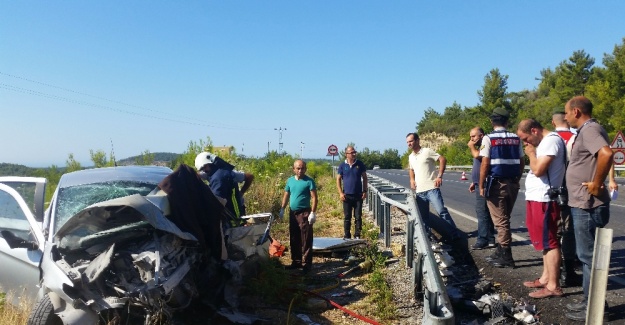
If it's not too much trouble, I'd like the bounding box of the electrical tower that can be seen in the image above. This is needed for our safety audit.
[274,127,286,155]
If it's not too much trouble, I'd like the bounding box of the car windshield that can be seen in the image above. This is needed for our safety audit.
[53,181,158,234]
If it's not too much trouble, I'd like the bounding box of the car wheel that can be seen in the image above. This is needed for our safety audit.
[27,294,63,325]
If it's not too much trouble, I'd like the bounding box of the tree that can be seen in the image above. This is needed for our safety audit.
[65,154,82,173]
[172,137,213,169]
[552,50,595,102]
[379,148,402,169]
[90,149,115,168]
[477,68,509,113]
[587,38,625,133]
[416,108,442,133]
[135,150,155,166]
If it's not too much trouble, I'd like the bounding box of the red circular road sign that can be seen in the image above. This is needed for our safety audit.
[327,144,338,156]
[614,150,625,165]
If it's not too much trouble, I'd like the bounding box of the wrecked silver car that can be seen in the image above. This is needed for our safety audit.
[1,165,271,325]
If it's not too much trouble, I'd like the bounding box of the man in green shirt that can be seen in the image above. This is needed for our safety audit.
[279,159,318,274]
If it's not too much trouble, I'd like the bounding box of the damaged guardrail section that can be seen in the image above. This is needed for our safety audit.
[366,175,454,325]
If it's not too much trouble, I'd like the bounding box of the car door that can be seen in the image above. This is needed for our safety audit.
[0,177,46,302]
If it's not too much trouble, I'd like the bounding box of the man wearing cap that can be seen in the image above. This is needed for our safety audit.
[478,107,524,268]
[195,152,254,225]
[563,96,613,322]
[551,108,582,287]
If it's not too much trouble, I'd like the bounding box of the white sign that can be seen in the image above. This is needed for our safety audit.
[614,150,625,165]
[611,131,625,149]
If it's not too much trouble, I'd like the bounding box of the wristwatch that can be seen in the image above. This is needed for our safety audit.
[437,174,443,179]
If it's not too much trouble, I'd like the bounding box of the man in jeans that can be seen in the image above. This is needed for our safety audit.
[406,132,459,241]
[551,108,583,287]
[468,127,496,250]
[336,146,368,239]
[563,96,613,322]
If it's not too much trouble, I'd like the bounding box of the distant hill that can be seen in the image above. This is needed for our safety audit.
[0,163,38,176]
[1,152,180,177]
[116,152,180,166]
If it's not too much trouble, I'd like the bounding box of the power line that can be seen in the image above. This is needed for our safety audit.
[0,72,269,131]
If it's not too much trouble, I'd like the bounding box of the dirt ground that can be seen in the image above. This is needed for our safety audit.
[189,206,625,325]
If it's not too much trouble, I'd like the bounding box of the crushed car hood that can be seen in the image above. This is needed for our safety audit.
[55,193,197,251]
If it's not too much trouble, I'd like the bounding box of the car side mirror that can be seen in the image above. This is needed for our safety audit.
[1,230,38,251]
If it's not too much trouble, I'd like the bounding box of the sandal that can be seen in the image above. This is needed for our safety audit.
[523,278,545,288]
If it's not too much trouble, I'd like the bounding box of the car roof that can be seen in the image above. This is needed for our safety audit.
[57,165,173,188]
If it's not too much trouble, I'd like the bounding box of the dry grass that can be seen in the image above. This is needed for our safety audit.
[0,290,33,325]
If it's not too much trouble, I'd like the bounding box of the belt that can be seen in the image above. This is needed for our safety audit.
[493,177,518,182]
[293,207,311,214]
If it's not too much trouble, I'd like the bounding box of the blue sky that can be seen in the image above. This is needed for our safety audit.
[2,1,624,167]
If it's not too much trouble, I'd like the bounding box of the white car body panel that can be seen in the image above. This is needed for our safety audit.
[0,178,46,302]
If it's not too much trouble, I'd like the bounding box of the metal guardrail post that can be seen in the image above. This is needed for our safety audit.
[367,174,455,325]
[383,202,390,246]
[378,200,386,235]
[406,218,414,268]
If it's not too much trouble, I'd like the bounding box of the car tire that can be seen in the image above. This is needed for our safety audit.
[27,294,63,325]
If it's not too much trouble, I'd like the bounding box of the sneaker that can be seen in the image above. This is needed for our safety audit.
[471,241,496,250]
[566,300,587,311]
[564,310,586,322]
[565,299,608,312]
[354,236,360,240]
[528,287,563,298]
[523,278,546,288]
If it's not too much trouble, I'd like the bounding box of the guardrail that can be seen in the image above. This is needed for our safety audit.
[447,165,625,171]
[366,174,454,325]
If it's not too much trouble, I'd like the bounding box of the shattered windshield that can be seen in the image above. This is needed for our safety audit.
[54,181,158,234]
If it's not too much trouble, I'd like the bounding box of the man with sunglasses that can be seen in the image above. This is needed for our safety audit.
[336,146,368,239]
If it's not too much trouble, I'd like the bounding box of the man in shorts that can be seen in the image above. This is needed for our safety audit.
[517,119,566,298]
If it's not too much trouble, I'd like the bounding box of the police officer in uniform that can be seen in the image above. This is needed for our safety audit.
[478,107,525,268]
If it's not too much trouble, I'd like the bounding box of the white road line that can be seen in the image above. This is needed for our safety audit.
[446,206,528,242]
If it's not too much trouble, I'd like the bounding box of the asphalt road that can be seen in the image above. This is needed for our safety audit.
[368,169,625,287]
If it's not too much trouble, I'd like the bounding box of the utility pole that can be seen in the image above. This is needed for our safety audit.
[267,142,270,155]
[274,127,286,155]
[300,142,305,158]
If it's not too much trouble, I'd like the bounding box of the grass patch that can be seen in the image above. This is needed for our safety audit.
[0,291,33,325]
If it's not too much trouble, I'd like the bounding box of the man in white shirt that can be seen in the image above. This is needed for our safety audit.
[517,119,566,299]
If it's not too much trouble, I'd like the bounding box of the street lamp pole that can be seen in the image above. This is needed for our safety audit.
[300,142,305,158]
